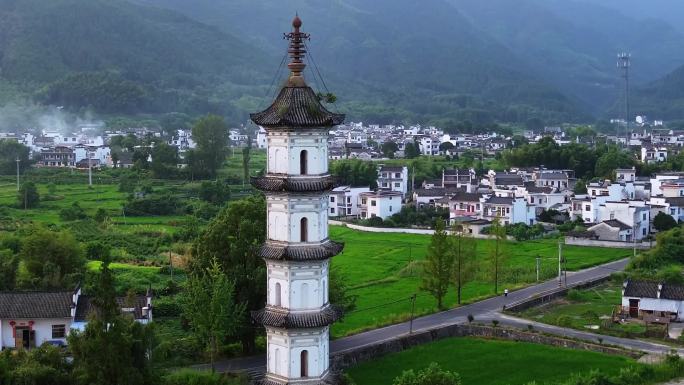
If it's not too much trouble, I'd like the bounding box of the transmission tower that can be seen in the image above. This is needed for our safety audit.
[617,53,631,147]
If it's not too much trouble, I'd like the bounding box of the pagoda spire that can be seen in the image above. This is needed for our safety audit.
[284,14,310,86]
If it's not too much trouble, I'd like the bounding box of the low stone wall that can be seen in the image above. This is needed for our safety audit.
[565,237,653,249]
[331,324,641,372]
[329,221,506,239]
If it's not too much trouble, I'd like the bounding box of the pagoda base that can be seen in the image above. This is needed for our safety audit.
[254,371,337,385]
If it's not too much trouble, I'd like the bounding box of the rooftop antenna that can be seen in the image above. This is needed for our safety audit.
[617,53,631,148]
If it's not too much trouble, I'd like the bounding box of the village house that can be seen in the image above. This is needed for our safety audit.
[443,168,477,192]
[359,190,403,220]
[329,186,371,217]
[40,146,75,168]
[0,287,152,350]
[377,165,409,198]
[586,220,633,242]
[479,195,536,226]
[622,280,684,321]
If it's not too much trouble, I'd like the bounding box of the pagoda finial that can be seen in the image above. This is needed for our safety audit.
[284,14,309,86]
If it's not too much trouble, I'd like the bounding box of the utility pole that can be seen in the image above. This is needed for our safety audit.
[87,150,93,187]
[558,241,563,287]
[536,256,540,282]
[409,294,417,334]
[15,157,20,191]
[618,53,631,147]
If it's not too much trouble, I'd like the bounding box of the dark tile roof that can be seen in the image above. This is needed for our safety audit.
[251,175,335,193]
[602,219,632,231]
[413,188,462,197]
[74,295,150,322]
[0,291,73,319]
[259,241,344,261]
[665,197,684,207]
[624,280,659,298]
[485,196,514,205]
[255,379,331,385]
[450,192,482,202]
[537,173,568,180]
[661,284,684,301]
[252,305,342,328]
[379,166,405,172]
[251,86,345,128]
[444,169,472,176]
[494,175,523,186]
[526,186,554,194]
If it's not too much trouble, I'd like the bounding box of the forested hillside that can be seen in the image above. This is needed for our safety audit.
[0,0,683,124]
[0,0,272,120]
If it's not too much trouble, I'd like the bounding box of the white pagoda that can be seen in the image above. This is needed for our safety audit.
[250,15,344,385]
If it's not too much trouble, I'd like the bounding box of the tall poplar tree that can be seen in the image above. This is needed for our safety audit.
[421,220,453,309]
[452,223,477,305]
[488,217,508,294]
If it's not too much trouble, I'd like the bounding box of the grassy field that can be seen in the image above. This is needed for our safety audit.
[516,282,669,339]
[346,337,637,385]
[329,226,631,336]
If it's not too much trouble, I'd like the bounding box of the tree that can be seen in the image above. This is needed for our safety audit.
[488,218,508,294]
[198,180,231,205]
[18,227,85,290]
[573,179,587,194]
[59,202,88,221]
[17,181,39,209]
[0,249,18,290]
[94,208,108,224]
[381,141,399,158]
[393,363,461,385]
[405,141,421,159]
[330,159,378,188]
[181,259,244,371]
[654,212,678,232]
[594,147,635,179]
[329,264,357,315]
[439,141,455,153]
[0,140,30,175]
[150,142,179,178]
[69,255,154,385]
[242,146,251,186]
[190,115,229,178]
[421,220,453,309]
[452,224,477,305]
[191,195,266,353]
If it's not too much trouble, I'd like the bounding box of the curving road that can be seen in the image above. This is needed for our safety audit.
[200,258,651,374]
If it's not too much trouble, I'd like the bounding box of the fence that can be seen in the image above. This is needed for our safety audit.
[565,237,653,249]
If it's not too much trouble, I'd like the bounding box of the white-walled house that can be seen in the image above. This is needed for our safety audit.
[587,220,633,242]
[479,196,536,226]
[329,186,371,217]
[377,165,409,197]
[622,280,684,321]
[598,201,650,240]
[359,191,403,220]
[0,287,152,350]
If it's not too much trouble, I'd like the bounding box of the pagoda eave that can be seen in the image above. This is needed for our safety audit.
[259,240,344,261]
[252,305,343,329]
[251,175,336,193]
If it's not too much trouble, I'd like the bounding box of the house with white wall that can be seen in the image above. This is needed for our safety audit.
[377,165,409,197]
[359,191,403,220]
[479,195,535,226]
[329,186,371,217]
[0,287,152,350]
[622,280,684,321]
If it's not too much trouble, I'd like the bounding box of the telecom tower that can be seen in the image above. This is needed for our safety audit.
[617,53,631,146]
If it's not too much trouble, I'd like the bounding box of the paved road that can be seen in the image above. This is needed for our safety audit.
[203,258,631,373]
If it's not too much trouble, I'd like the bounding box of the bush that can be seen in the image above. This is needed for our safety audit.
[59,202,88,221]
[123,193,180,216]
[556,315,573,327]
[163,369,247,385]
[393,362,461,385]
[154,297,183,317]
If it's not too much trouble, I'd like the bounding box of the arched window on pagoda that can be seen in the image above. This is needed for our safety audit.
[274,282,282,307]
[300,217,308,242]
[300,350,309,377]
[300,150,308,175]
